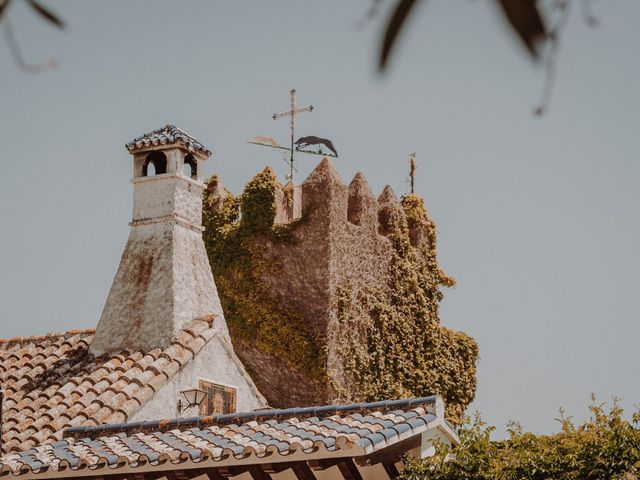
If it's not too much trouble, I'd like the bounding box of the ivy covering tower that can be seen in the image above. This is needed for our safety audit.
[202,158,478,423]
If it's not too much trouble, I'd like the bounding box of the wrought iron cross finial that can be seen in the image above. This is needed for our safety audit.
[272,89,314,181]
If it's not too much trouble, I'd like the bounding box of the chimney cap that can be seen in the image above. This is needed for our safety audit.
[126,124,211,158]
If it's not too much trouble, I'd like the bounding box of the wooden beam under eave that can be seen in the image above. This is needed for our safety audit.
[217,465,273,480]
[381,460,401,479]
[307,458,343,471]
[182,467,243,480]
[131,474,151,480]
[78,469,216,480]
[290,462,317,480]
[247,466,273,480]
[336,460,364,480]
[166,471,197,480]
[263,462,303,475]
[141,469,223,480]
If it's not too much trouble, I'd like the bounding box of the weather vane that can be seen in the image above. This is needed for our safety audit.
[248,89,338,181]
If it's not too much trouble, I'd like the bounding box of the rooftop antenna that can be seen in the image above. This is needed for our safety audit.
[409,152,416,194]
[248,89,338,182]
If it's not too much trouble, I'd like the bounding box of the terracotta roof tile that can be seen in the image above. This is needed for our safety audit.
[173,329,196,348]
[103,411,127,425]
[183,320,210,339]
[147,356,171,376]
[119,382,141,399]
[199,328,216,343]
[185,336,207,355]
[79,403,102,420]
[132,353,156,371]
[117,398,142,417]
[0,318,221,454]
[160,359,181,379]
[135,386,155,405]
[87,379,111,396]
[147,373,169,392]
[92,407,115,424]
[107,379,129,396]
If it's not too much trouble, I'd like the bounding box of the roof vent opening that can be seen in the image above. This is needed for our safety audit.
[143,151,167,177]
[183,154,197,180]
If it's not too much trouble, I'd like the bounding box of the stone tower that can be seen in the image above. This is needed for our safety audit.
[203,159,478,421]
[90,125,225,356]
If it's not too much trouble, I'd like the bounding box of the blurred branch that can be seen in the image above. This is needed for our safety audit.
[2,18,56,72]
[0,0,10,21]
[1,0,63,73]
[379,0,419,71]
[25,0,64,29]
[535,0,573,115]
[374,0,601,115]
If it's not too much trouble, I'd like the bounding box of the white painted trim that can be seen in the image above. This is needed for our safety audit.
[131,172,205,189]
[129,214,205,232]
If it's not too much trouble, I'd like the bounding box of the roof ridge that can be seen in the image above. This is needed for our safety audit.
[0,328,95,346]
[66,396,440,440]
[0,315,215,349]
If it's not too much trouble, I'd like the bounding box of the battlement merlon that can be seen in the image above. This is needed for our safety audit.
[207,157,436,250]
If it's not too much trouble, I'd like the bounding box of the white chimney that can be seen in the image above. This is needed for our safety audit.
[90,125,224,355]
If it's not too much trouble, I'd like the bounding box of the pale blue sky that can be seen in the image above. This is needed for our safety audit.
[0,1,638,436]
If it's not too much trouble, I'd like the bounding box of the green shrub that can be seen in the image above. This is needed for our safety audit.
[403,398,640,480]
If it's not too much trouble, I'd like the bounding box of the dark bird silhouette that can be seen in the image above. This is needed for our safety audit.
[295,136,338,156]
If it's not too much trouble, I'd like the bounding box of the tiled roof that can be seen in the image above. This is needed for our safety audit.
[125,124,212,157]
[0,316,218,455]
[0,397,454,478]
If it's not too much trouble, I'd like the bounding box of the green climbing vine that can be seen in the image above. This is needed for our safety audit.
[202,170,326,381]
[203,171,477,421]
[334,194,478,424]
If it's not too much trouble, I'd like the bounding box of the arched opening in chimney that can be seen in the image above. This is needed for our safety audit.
[183,154,197,179]
[143,151,167,176]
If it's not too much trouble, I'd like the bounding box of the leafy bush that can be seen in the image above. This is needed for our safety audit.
[403,398,640,480]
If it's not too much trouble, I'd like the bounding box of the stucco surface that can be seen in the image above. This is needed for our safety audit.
[132,174,203,225]
[91,222,177,355]
[92,157,224,359]
[131,319,265,421]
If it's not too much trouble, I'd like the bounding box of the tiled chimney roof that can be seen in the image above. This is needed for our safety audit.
[125,124,211,157]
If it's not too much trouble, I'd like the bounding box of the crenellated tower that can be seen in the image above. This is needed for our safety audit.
[203,158,478,422]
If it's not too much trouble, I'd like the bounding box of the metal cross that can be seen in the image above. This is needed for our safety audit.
[272,89,314,180]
